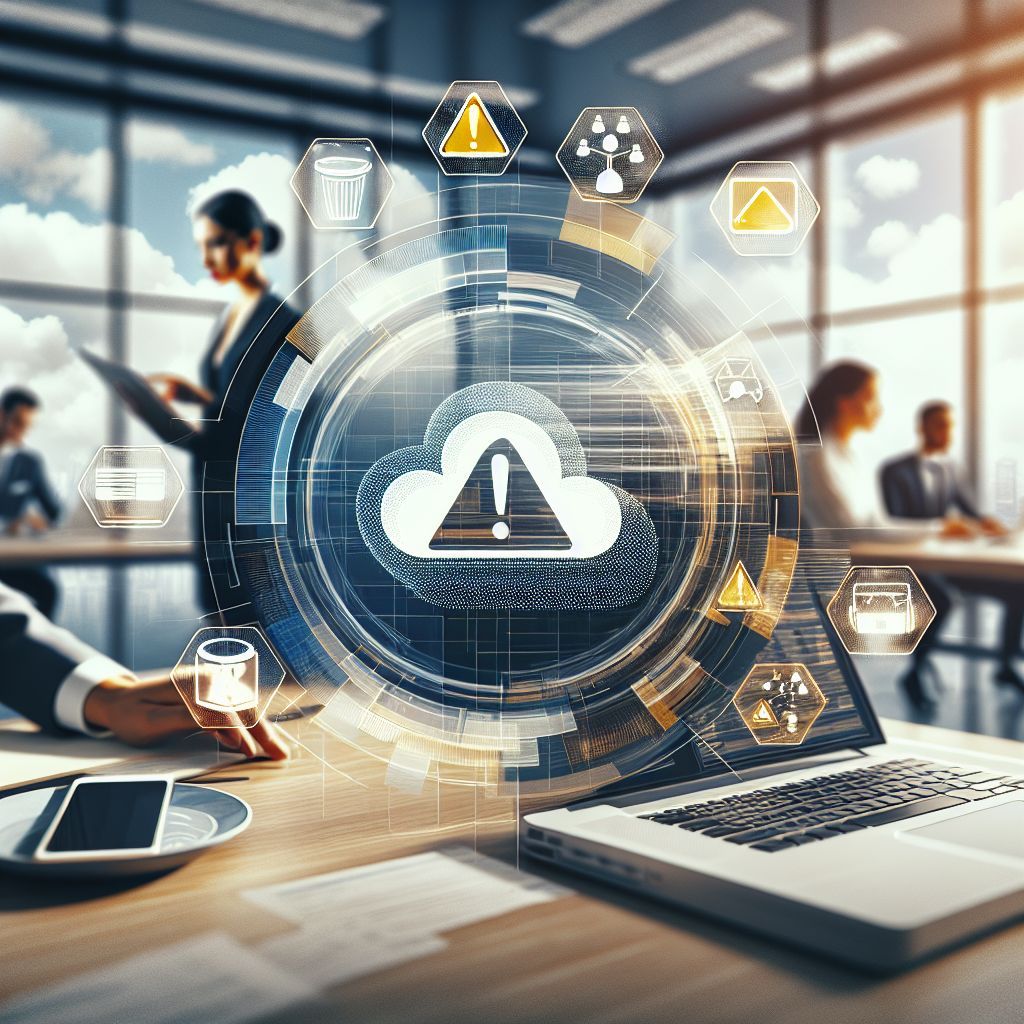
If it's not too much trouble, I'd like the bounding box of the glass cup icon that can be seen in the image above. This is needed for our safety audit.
[194,637,259,713]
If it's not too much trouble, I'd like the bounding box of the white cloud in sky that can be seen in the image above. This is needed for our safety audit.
[832,195,863,229]
[0,305,105,493]
[127,122,216,166]
[0,103,217,213]
[0,203,194,293]
[855,154,921,200]
[187,151,295,239]
[865,219,913,259]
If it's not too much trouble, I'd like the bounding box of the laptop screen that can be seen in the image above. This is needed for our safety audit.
[592,574,885,800]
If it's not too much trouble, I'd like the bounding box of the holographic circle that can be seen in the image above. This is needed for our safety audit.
[210,184,800,798]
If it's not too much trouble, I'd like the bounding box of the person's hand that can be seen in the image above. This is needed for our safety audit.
[82,674,290,760]
[20,510,49,534]
[978,515,1008,537]
[147,373,213,406]
[940,517,976,540]
[3,511,49,537]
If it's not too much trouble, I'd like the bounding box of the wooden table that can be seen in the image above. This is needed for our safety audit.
[850,536,1024,585]
[2,718,1023,1024]
[0,536,195,569]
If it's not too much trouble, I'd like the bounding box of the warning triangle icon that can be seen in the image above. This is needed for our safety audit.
[751,698,779,727]
[717,560,764,611]
[732,185,794,233]
[439,93,510,158]
[429,439,571,551]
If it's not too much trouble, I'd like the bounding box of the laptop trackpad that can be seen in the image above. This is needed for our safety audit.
[903,800,1024,861]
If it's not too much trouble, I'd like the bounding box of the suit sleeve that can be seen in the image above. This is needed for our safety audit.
[0,582,109,732]
[951,473,980,520]
[30,453,62,523]
[880,463,902,516]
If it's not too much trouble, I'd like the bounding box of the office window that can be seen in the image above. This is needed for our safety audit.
[826,311,966,473]
[827,111,964,312]
[0,299,111,511]
[981,303,1024,514]
[982,89,1024,289]
[0,95,110,288]
[126,116,299,297]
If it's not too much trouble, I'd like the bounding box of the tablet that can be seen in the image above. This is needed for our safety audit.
[78,347,195,444]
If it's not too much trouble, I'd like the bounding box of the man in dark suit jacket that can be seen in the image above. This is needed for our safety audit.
[881,401,1023,704]
[0,578,288,757]
[0,387,62,617]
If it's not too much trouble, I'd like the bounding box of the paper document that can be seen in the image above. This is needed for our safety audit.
[244,847,569,934]
[258,927,447,989]
[0,932,314,1024]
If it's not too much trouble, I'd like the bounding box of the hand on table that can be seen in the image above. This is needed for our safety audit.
[978,515,1009,538]
[940,517,976,540]
[82,674,290,760]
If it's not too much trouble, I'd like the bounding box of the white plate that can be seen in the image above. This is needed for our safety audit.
[0,783,251,879]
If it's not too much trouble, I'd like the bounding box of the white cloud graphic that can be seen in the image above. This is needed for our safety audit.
[380,411,622,559]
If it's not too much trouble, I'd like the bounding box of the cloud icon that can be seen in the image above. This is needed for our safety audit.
[356,382,658,609]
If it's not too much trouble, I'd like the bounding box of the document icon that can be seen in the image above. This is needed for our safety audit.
[95,467,166,503]
[81,446,183,529]
[730,178,797,234]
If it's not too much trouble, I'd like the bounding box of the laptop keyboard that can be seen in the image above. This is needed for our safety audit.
[638,758,1024,852]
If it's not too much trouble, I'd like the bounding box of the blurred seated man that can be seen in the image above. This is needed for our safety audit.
[0,579,288,758]
[881,400,1023,698]
[0,387,62,617]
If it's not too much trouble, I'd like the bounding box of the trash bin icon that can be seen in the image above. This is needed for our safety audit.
[314,155,372,221]
[194,637,259,712]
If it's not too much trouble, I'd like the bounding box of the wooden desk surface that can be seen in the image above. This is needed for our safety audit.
[0,536,195,568]
[850,536,1024,585]
[2,718,1023,1024]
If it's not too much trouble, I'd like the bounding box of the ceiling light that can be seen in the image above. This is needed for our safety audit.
[750,28,905,92]
[193,0,386,41]
[522,0,675,49]
[628,9,792,84]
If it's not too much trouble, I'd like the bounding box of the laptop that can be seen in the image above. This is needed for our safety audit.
[521,586,1024,972]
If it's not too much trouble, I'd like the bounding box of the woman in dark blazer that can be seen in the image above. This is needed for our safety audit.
[149,191,300,615]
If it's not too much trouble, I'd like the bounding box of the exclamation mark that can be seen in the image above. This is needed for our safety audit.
[491,453,509,540]
[468,101,480,150]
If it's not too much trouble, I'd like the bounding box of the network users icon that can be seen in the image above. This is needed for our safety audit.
[356,382,658,609]
[556,106,663,204]
[733,663,827,745]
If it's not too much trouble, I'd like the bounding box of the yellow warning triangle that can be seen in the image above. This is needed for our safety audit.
[440,93,510,158]
[751,698,778,727]
[732,186,794,233]
[717,560,764,611]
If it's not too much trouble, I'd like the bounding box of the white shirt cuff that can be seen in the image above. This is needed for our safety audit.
[54,656,133,735]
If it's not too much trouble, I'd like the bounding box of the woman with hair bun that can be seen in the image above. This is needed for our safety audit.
[148,189,293,416]
[147,189,299,615]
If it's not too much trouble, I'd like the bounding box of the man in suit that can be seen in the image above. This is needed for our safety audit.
[0,387,62,617]
[881,401,1023,704]
[0,578,288,756]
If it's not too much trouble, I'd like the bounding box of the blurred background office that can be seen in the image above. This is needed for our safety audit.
[0,0,1022,736]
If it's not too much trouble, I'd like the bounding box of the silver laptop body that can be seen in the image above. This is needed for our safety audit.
[522,611,1024,971]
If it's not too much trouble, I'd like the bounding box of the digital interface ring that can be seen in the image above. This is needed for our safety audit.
[209,184,800,798]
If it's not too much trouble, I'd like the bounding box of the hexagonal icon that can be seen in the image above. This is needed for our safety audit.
[556,107,663,205]
[291,138,394,230]
[422,80,527,176]
[78,446,183,529]
[710,160,819,256]
[171,627,285,731]
[826,565,936,657]
[733,663,827,746]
